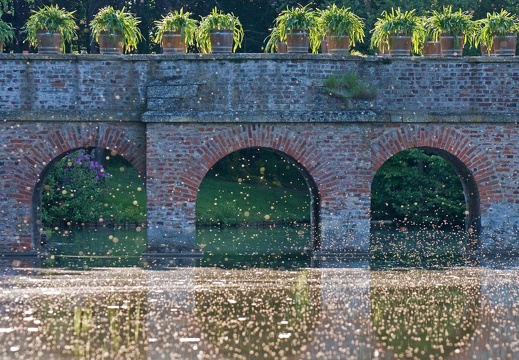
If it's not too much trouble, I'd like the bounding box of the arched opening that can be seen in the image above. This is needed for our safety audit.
[196,147,320,268]
[33,147,147,267]
[370,147,480,268]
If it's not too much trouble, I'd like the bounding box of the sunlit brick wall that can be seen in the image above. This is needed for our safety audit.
[2,54,519,253]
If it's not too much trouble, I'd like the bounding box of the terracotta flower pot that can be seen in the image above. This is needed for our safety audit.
[388,34,411,56]
[491,34,517,56]
[161,31,186,54]
[98,31,124,54]
[210,30,233,53]
[36,30,62,54]
[321,36,328,53]
[440,33,464,56]
[423,41,441,56]
[327,35,350,55]
[286,30,309,53]
[276,41,287,53]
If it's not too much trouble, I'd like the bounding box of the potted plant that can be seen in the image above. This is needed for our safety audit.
[197,7,244,54]
[153,8,198,54]
[23,5,76,54]
[419,16,441,56]
[431,6,475,56]
[318,4,365,55]
[264,27,287,53]
[0,19,14,52]
[476,9,519,56]
[90,6,142,54]
[370,8,423,56]
[274,4,320,53]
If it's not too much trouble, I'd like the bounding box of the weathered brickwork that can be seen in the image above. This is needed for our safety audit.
[146,123,372,251]
[0,121,146,252]
[2,53,519,255]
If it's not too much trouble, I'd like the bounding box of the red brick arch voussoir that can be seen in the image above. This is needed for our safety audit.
[17,124,146,207]
[370,125,499,204]
[177,124,332,202]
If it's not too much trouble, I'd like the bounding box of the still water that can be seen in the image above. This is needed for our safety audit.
[1,228,517,359]
[0,266,518,359]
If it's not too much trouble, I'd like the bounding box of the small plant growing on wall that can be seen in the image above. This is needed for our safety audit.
[323,71,377,104]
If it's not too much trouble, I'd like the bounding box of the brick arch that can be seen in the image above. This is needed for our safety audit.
[22,124,145,197]
[178,124,334,203]
[22,123,146,248]
[176,124,332,250]
[370,125,494,243]
[371,125,496,204]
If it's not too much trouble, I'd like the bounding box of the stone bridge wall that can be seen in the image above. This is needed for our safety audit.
[1,54,519,254]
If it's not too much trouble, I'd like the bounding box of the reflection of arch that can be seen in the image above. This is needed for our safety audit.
[370,269,481,359]
[28,124,146,248]
[371,126,487,250]
[187,125,327,251]
[194,269,321,359]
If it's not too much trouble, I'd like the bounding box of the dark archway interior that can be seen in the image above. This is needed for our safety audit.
[196,147,321,257]
[419,146,481,252]
[370,147,481,265]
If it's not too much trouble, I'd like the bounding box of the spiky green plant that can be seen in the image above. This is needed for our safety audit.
[264,26,283,53]
[24,4,77,52]
[475,9,519,51]
[274,3,320,53]
[413,16,441,55]
[318,4,365,46]
[197,7,244,53]
[90,6,143,53]
[0,19,14,43]
[370,8,424,54]
[431,6,475,47]
[153,8,198,46]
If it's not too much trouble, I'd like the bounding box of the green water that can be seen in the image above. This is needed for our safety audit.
[44,228,147,268]
[1,266,517,359]
[44,226,471,269]
[196,225,312,268]
[370,228,473,269]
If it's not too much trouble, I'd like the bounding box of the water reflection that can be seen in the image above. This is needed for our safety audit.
[194,270,320,359]
[370,270,480,359]
[197,225,312,269]
[370,229,472,269]
[44,228,147,268]
[1,267,519,358]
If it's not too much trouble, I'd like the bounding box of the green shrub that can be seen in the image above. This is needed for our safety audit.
[42,150,109,227]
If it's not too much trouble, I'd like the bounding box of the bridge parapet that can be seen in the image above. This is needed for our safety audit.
[1,53,519,123]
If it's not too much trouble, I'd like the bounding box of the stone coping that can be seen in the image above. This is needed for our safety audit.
[1,52,519,64]
[2,110,518,124]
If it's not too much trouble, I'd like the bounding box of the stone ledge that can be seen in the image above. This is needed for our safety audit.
[142,110,519,124]
[2,52,519,64]
[313,250,370,259]
[0,110,143,122]
[142,110,380,123]
[3,110,517,124]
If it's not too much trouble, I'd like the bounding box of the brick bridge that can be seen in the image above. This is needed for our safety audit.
[1,53,519,257]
